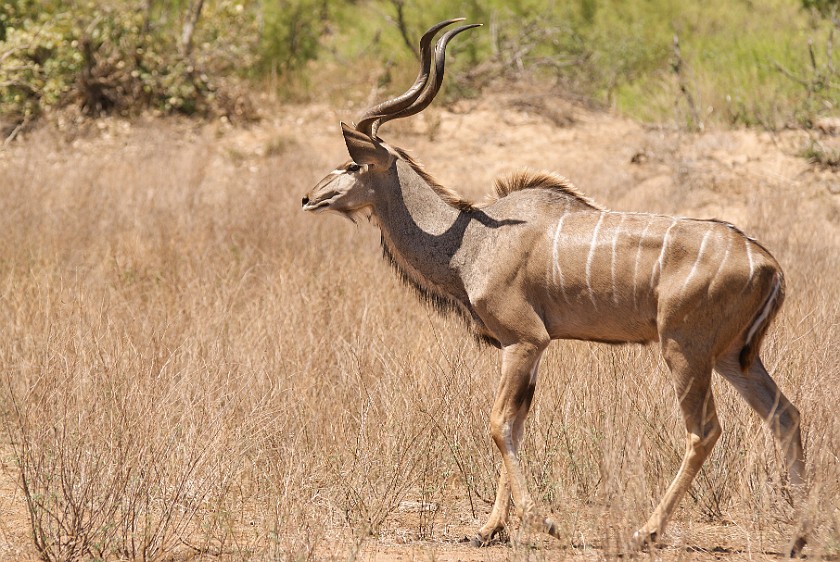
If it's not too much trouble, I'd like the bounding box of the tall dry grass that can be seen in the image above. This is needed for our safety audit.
[0,113,838,561]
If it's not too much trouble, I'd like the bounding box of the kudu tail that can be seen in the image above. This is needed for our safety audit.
[739,271,785,371]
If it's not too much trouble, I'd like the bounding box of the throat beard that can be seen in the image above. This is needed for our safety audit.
[335,206,374,225]
[377,232,500,349]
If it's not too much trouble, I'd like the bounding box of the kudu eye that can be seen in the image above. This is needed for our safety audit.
[347,163,361,172]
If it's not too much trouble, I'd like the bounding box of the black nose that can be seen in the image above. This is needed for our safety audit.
[301,196,309,207]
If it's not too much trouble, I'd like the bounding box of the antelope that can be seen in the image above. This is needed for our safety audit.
[301,19,807,555]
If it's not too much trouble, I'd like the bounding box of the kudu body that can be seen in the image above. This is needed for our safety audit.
[302,20,807,554]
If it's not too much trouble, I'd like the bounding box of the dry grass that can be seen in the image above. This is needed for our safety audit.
[0,101,838,561]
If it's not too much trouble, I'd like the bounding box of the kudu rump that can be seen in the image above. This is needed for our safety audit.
[302,19,807,554]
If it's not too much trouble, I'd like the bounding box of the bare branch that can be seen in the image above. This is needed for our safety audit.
[0,79,37,93]
[0,46,24,64]
[672,34,702,131]
[773,59,811,87]
[142,0,153,33]
[388,0,418,60]
[0,24,47,64]
[827,6,836,74]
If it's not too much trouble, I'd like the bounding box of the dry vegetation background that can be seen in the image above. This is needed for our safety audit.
[0,91,839,561]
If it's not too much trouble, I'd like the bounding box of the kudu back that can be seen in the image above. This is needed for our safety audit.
[302,19,807,556]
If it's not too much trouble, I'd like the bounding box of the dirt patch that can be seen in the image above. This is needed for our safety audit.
[0,449,37,562]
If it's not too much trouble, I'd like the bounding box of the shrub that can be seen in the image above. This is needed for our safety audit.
[0,0,260,132]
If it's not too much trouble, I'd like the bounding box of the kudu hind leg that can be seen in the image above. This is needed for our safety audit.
[634,344,721,546]
[715,353,807,555]
[715,354,805,487]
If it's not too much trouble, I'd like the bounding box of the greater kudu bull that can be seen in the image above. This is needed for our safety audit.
[302,19,807,555]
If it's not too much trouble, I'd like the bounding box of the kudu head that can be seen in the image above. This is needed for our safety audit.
[301,18,480,221]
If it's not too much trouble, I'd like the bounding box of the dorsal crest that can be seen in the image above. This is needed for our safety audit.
[491,170,602,209]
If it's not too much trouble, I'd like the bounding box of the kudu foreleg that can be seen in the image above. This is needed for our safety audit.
[474,351,540,545]
[481,341,562,542]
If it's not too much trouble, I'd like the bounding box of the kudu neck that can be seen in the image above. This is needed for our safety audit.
[370,158,475,306]
[373,159,463,232]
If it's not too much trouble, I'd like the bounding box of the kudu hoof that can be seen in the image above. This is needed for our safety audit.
[789,535,807,558]
[465,528,507,547]
[630,529,658,550]
[543,516,563,539]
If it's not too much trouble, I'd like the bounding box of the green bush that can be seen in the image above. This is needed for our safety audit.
[0,0,261,128]
[314,0,840,129]
[257,0,326,78]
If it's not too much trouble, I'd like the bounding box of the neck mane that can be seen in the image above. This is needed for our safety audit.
[391,149,602,212]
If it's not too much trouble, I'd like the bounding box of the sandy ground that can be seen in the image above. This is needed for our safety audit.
[0,447,37,561]
[1,90,838,561]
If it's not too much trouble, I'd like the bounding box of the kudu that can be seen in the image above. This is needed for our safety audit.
[302,19,807,555]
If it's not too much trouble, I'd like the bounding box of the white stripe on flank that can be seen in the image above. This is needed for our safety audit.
[552,216,569,302]
[681,227,713,294]
[633,218,654,309]
[651,219,677,282]
[712,235,732,285]
[611,214,625,304]
[745,275,781,344]
[586,212,606,309]
[745,240,755,281]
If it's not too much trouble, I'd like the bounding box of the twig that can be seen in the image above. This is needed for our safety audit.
[0,46,24,65]
[827,7,836,74]
[0,24,47,64]
[4,121,25,145]
[177,536,226,556]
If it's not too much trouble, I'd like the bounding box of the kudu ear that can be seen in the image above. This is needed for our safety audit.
[341,122,391,168]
